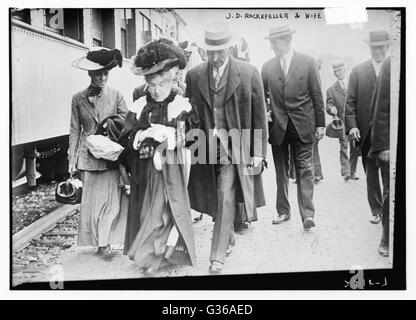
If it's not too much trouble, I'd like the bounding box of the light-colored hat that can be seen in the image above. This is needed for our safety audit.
[196,21,240,51]
[71,47,123,71]
[332,60,345,71]
[265,25,296,40]
[364,30,390,46]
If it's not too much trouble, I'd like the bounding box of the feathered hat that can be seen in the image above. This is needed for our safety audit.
[130,38,186,76]
[72,47,123,71]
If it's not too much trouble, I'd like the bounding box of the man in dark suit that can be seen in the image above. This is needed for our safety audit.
[369,57,391,257]
[186,22,268,273]
[345,30,390,224]
[326,60,360,181]
[261,25,325,230]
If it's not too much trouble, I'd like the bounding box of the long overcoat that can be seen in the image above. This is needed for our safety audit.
[185,56,268,220]
[345,59,377,145]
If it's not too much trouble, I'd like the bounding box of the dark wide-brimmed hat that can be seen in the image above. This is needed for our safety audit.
[130,38,186,76]
[364,30,390,46]
[332,59,346,71]
[71,47,123,71]
[326,116,345,139]
[265,25,296,40]
[196,21,240,51]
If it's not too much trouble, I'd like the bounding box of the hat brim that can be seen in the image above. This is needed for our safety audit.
[364,39,390,46]
[71,56,108,71]
[332,66,345,71]
[265,30,296,40]
[195,33,240,51]
[130,57,179,76]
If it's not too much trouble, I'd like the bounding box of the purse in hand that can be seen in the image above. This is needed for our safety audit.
[55,174,83,205]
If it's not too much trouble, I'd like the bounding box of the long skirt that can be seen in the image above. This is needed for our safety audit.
[77,169,127,247]
[127,165,192,270]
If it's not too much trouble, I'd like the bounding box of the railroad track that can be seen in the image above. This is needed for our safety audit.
[12,204,81,286]
[13,204,80,253]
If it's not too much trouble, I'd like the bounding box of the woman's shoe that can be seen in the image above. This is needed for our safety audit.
[209,260,223,274]
[102,244,114,260]
[95,247,104,256]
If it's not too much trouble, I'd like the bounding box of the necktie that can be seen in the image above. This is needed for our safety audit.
[280,58,287,79]
[213,67,221,88]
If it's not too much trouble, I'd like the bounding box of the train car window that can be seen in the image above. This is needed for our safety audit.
[141,13,152,44]
[63,9,84,43]
[154,24,162,39]
[119,9,136,58]
[44,9,64,35]
[92,9,115,49]
[10,8,31,24]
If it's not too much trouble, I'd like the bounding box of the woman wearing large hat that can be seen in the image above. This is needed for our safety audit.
[69,47,128,257]
[118,39,199,273]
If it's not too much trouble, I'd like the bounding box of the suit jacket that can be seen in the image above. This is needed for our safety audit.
[185,56,267,218]
[370,57,391,155]
[345,59,377,144]
[326,80,347,118]
[69,85,127,171]
[261,51,325,145]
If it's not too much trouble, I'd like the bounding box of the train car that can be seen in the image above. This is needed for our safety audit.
[11,8,194,186]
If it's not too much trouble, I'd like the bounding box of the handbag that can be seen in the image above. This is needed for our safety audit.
[325,115,345,139]
[55,174,83,205]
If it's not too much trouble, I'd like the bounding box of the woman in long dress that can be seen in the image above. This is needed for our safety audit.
[118,40,198,273]
[69,48,128,257]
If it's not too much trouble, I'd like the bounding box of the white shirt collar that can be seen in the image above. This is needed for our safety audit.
[372,59,383,76]
[280,48,294,74]
[213,56,229,77]
[281,48,294,64]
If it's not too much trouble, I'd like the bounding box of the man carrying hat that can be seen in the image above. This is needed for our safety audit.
[261,25,325,230]
[186,21,268,274]
[345,30,390,225]
[326,60,360,182]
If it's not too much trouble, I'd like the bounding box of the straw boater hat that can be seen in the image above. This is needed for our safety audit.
[71,47,123,71]
[364,30,390,46]
[265,25,296,40]
[332,60,346,71]
[130,38,186,76]
[196,21,240,51]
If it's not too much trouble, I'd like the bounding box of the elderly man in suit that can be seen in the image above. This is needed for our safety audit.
[369,56,391,256]
[186,21,267,274]
[261,26,325,230]
[345,30,390,224]
[326,60,360,181]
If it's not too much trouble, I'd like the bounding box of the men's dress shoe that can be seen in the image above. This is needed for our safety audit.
[350,173,359,180]
[378,245,389,257]
[303,217,315,230]
[370,215,382,224]
[272,214,290,224]
[209,261,223,274]
[344,175,351,182]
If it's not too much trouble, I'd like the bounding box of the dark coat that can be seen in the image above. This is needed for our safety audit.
[326,81,347,118]
[370,57,391,155]
[261,51,325,145]
[185,57,267,219]
[118,90,199,266]
[345,59,377,144]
